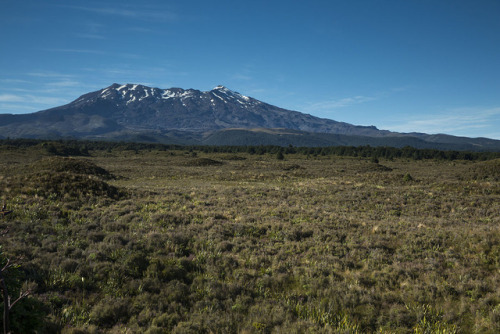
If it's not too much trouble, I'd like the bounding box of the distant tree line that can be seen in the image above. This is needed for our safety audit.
[197,144,500,161]
[1,139,500,161]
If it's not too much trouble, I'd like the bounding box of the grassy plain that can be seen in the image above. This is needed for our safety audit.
[0,145,499,333]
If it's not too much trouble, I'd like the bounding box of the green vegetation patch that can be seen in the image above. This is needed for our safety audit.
[184,157,224,166]
[30,157,115,180]
[1,157,122,201]
[23,171,122,200]
[465,158,500,181]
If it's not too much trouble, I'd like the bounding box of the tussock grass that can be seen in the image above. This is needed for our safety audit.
[465,158,500,181]
[1,147,499,333]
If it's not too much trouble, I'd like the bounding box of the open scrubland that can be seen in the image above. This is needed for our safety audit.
[0,143,499,333]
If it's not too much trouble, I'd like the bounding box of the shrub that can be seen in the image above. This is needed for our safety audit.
[184,158,223,166]
[403,173,414,182]
[89,298,130,328]
[30,157,114,179]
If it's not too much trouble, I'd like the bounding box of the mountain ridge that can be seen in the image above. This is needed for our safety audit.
[1,83,499,151]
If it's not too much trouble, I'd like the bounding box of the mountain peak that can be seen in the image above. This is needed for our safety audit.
[1,82,500,150]
[210,85,252,102]
[212,85,234,94]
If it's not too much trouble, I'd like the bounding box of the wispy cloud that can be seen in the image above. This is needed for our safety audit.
[27,71,75,79]
[127,27,151,33]
[301,87,410,116]
[63,5,177,22]
[232,73,252,81]
[0,93,70,114]
[0,94,24,103]
[118,26,172,38]
[0,93,68,106]
[76,33,105,40]
[384,107,500,138]
[42,48,142,60]
[303,95,378,113]
[44,48,108,55]
[0,79,31,84]
[0,72,88,114]
[47,80,82,88]
[0,103,38,113]
[75,22,106,40]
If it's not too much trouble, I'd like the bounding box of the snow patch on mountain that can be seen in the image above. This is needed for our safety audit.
[161,90,175,99]
[95,84,257,107]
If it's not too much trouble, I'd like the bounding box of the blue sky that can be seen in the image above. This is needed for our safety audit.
[1,0,499,139]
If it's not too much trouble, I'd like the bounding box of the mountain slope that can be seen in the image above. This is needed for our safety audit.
[0,83,387,136]
[1,83,499,151]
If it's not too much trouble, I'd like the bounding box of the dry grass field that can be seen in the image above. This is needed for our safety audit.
[0,143,499,333]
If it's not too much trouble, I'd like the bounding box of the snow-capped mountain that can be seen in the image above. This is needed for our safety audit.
[45,83,382,135]
[1,83,500,151]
